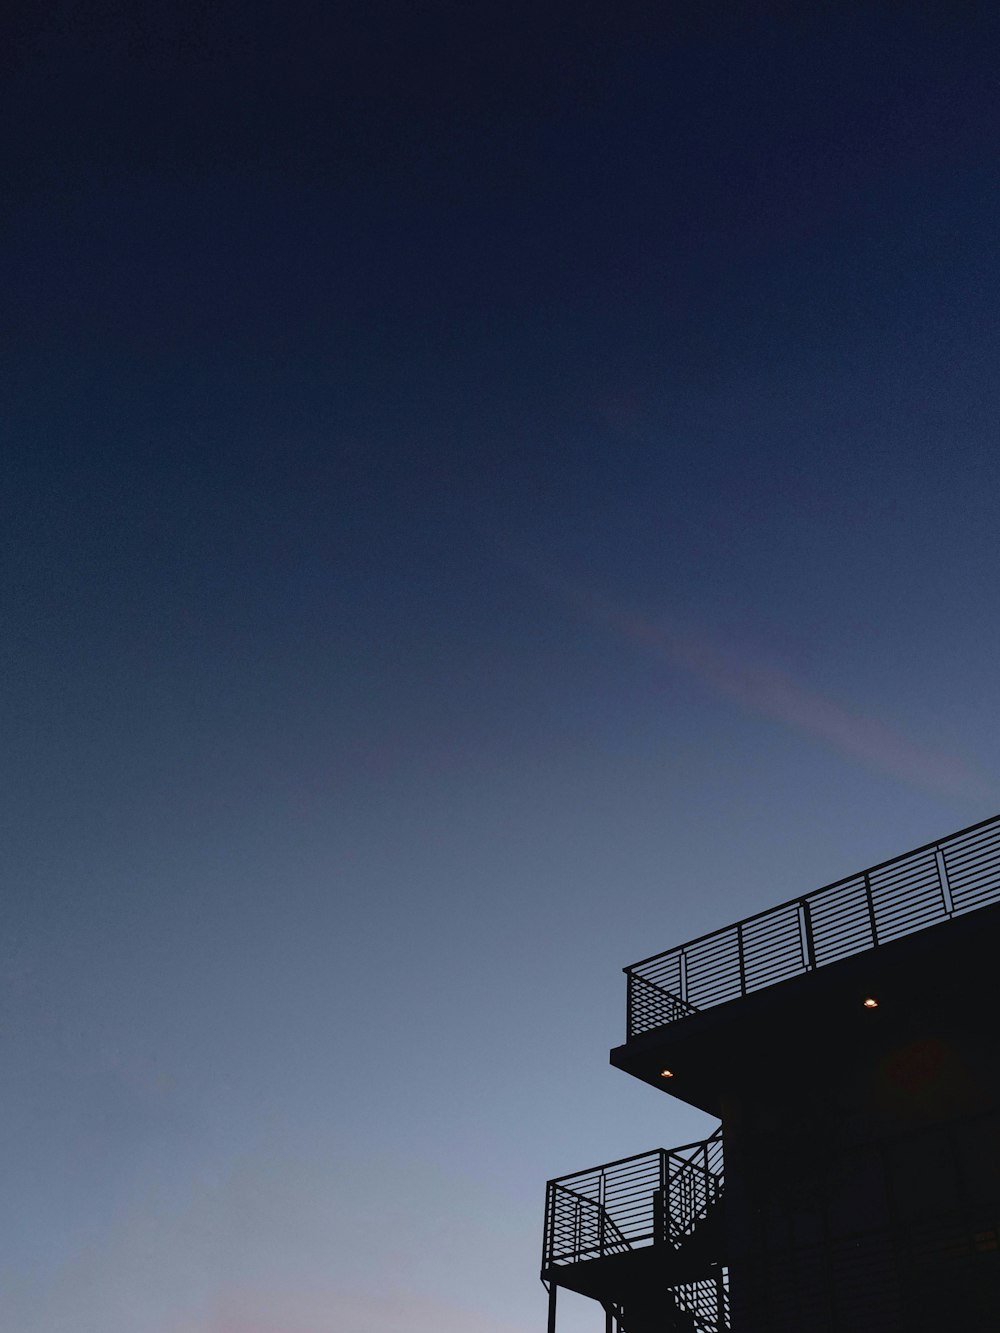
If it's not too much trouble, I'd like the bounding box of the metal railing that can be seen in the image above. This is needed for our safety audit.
[543,1128,724,1271]
[625,812,1000,1039]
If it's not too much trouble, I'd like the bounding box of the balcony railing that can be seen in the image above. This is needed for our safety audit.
[543,1128,724,1271]
[626,812,1000,1039]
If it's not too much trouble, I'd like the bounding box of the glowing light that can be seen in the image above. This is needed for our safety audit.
[863,997,879,1009]
[660,1068,675,1078]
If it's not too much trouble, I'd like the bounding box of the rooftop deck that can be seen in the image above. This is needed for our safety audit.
[625,812,1000,1041]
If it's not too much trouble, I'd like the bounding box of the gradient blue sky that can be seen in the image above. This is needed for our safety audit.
[4,6,1000,1330]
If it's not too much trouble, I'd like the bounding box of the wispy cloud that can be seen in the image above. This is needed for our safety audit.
[509,553,992,803]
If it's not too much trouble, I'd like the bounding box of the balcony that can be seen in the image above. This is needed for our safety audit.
[542,1129,728,1331]
[624,813,1000,1043]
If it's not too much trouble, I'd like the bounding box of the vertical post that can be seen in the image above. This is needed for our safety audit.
[625,970,633,1039]
[935,846,954,916]
[547,1281,557,1333]
[714,1267,726,1326]
[654,1149,667,1243]
[605,1305,613,1333]
[801,898,816,971]
[703,1140,710,1209]
[542,1184,551,1277]
[653,1187,665,1245]
[736,923,747,996]
[863,871,879,948]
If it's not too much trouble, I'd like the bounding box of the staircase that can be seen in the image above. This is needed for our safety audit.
[543,1129,728,1333]
[604,1285,725,1333]
[603,1293,696,1332]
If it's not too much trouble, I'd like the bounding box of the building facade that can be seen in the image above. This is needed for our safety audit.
[541,814,1000,1332]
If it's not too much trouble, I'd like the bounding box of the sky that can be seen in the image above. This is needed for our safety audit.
[4,4,1000,1330]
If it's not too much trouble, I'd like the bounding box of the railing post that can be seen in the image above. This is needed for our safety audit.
[863,871,879,947]
[714,1267,727,1324]
[703,1141,710,1208]
[736,923,747,996]
[652,1188,664,1244]
[657,1149,668,1243]
[625,970,633,1039]
[935,846,954,916]
[801,898,817,970]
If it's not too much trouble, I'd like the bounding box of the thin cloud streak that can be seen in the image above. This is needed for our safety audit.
[508,552,993,803]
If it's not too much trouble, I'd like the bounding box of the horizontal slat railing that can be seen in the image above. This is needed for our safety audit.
[543,1129,724,1272]
[625,813,1000,1039]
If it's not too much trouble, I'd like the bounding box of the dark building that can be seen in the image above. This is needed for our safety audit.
[541,814,1000,1332]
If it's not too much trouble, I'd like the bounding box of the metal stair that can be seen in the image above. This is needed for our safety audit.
[605,1292,705,1332]
[542,1129,728,1333]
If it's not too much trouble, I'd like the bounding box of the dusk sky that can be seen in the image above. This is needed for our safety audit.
[4,6,1000,1331]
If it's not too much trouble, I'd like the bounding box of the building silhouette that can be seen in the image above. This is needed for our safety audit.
[541,814,1000,1332]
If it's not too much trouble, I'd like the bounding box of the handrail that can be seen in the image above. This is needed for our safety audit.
[549,1129,723,1188]
[625,812,1000,1038]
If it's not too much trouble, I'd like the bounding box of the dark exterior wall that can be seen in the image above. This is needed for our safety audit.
[722,985,1000,1331]
[603,894,1000,1332]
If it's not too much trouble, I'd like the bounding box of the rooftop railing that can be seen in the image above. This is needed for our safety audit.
[626,812,1000,1039]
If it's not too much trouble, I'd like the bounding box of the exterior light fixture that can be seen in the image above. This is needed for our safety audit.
[863,997,879,1009]
[660,1068,675,1079]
